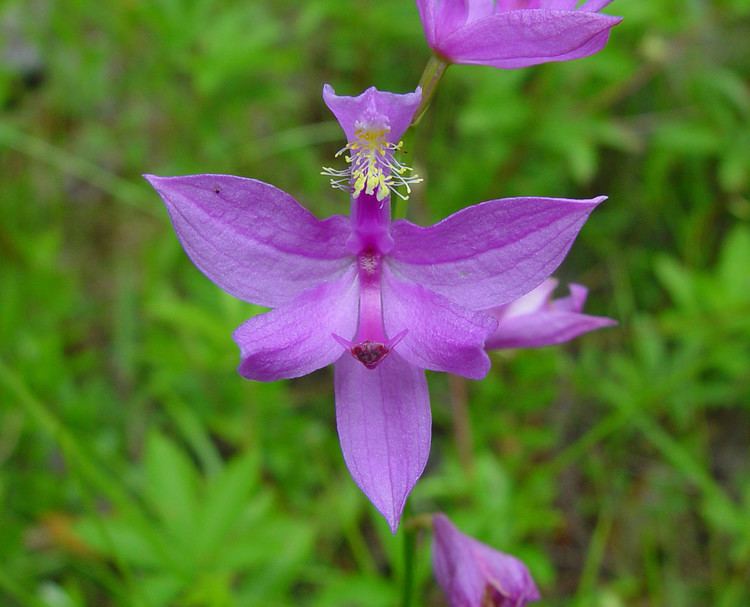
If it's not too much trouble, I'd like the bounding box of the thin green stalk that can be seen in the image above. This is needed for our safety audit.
[393,56,449,220]
[401,501,417,607]
[411,56,450,127]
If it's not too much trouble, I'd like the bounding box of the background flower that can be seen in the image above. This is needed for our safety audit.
[486,278,616,349]
[432,513,541,607]
[416,0,622,68]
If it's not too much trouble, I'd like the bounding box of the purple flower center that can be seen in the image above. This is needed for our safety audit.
[332,247,407,371]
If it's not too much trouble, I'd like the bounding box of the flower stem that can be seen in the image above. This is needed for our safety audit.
[411,55,450,127]
[401,500,417,607]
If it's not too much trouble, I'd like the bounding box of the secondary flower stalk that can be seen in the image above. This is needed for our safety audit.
[146,85,605,532]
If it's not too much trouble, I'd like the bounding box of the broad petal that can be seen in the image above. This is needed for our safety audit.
[334,352,430,533]
[390,196,605,310]
[233,268,358,381]
[382,267,496,380]
[438,10,622,68]
[146,174,353,308]
[322,84,421,144]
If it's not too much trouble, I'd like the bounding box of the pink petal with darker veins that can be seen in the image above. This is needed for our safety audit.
[334,352,430,533]
[233,268,358,381]
[145,174,353,308]
[438,9,622,69]
[390,196,606,311]
[381,267,496,380]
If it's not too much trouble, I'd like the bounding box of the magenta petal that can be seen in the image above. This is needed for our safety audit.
[233,268,358,381]
[322,84,421,144]
[438,10,622,69]
[334,352,430,533]
[434,0,469,41]
[390,196,605,310]
[432,514,541,607]
[382,267,496,380]
[415,0,437,46]
[145,174,353,307]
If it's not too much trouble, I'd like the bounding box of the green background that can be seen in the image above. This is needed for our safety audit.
[1,0,749,605]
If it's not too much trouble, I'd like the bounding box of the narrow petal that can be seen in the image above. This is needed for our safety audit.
[390,196,606,310]
[145,174,353,308]
[486,309,616,349]
[438,10,622,68]
[334,353,430,533]
[322,84,421,143]
[233,268,358,381]
[382,267,496,380]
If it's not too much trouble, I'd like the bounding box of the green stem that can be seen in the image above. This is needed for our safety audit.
[401,508,417,607]
[411,56,450,128]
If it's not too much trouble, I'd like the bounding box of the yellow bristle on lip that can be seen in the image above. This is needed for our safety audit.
[321,122,422,201]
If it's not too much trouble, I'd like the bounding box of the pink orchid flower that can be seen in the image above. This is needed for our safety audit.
[145,85,604,531]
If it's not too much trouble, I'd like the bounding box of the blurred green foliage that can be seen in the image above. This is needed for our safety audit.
[1,0,749,605]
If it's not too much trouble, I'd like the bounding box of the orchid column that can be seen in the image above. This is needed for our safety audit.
[323,85,435,535]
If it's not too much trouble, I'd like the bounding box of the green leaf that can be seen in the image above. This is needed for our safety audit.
[144,431,199,541]
[193,449,260,561]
